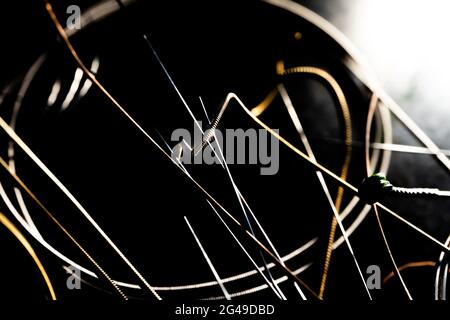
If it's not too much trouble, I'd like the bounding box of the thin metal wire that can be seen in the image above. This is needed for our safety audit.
[184,216,231,300]
[41,0,450,300]
[0,211,57,300]
[0,154,128,300]
[280,63,354,298]
[365,94,412,299]
[251,65,354,299]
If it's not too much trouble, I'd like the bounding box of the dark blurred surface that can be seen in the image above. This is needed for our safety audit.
[0,0,448,302]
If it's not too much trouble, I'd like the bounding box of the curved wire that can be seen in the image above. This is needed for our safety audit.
[0,211,56,300]
[252,61,354,298]
[365,94,412,299]
[435,234,450,300]
[383,261,436,284]
[0,155,128,300]
[43,0,320,299]
[41,0,450,300]
[281,63,353,298]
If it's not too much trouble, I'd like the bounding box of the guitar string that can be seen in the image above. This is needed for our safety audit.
[199,97,211,125]
[200,128,290,299]
[202,97,386,301]
[205,92,450,254]
[148,16,313,287]
[251,74,353,298]
[311,138,450,157]
[266,0,450,173]
[0,112,152,299]
[202,90,448,299]
[15,1,320,300]
[8,55,444,302]
[160,108,284,298]
[365,93,412,299]
[204,262,312,301]
[5,1,161,301]
[0,211,56,300]
[71,0,306,300]
[184,216,232,300]
[435,233,450,299]
[252,86,390,254]
[246,65,368,298]
[84,0,450,298]
[0,0,436,298]
[8,54,46,235]
[158,66,351,297]
[0,67,312,298]
[142,21,288,298]
[276,62,354,298]
[187,120,289,298]
[383,261,436,284]
[41,0,450,298]
[205,200,285,299]
[0,155,128,300]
